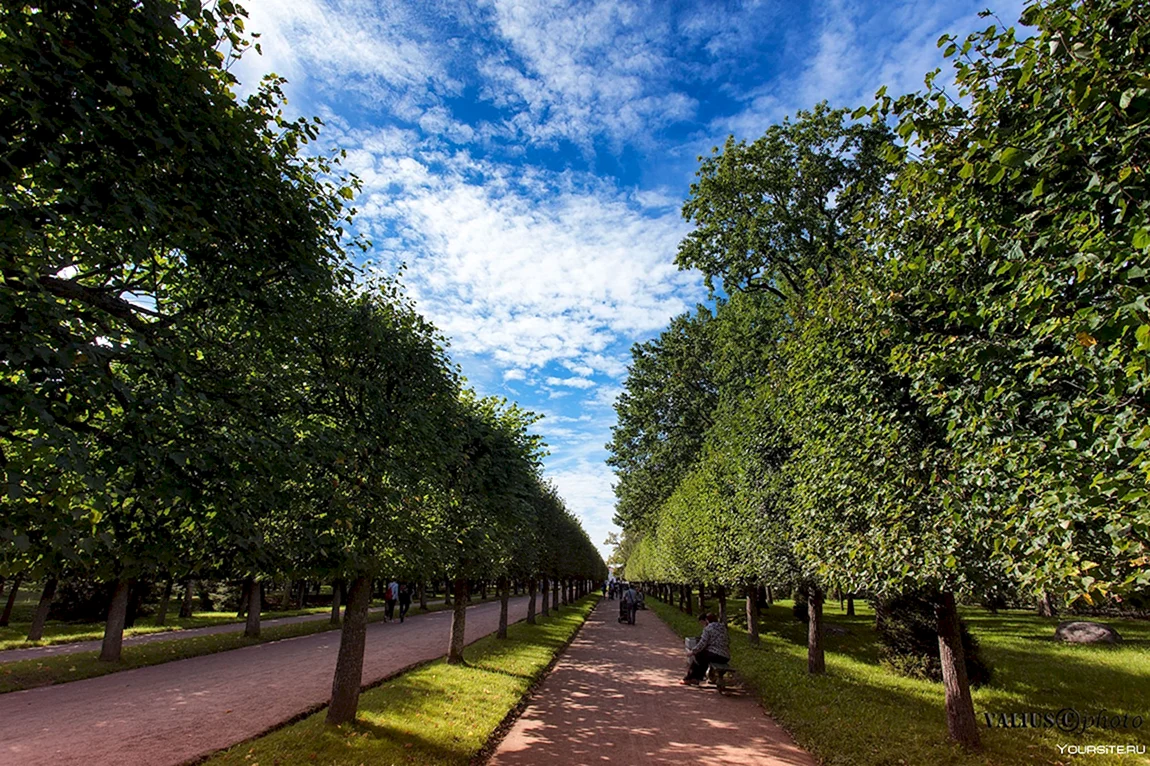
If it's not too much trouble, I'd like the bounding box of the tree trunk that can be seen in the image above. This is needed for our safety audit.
[807,584,825,675]
[444,579,452,606]
[155,577,174,625]
[552,578,559,610]
[326,575,372,725]
[27,577,58,641]
[540,575,550,616]
[279,579,293,611]
[418,582,428,611]
[497,576,510,639]
[527,578,537,624]
[330,578,344,625]
[847,594,855,616]
[716,585,727,624]
[244,578,261,638]
[683,584,693,616]
[447,577,469,665]
[100,578,132,662]
[1037,591,1057,617]
[765,585,773,605]
[937,592,981,749]
[697,583,706,613]
[746,585,759,644]
[179,578,195,619]
[297,579,307,610]
[1,576,22,627]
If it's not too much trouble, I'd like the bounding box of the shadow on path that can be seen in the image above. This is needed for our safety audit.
[489,601,817,766]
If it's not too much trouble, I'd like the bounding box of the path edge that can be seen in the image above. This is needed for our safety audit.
[181,598,534,766]
[471,595,602,766]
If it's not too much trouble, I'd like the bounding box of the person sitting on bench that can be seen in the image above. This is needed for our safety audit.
[681,612,729,685]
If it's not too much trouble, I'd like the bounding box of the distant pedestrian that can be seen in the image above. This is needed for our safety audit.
[622,583,638,625]
[398,583,411,623]
[385,579,399,622]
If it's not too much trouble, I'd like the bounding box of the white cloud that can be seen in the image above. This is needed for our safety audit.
[235,0,457,106]
[715,0,1030,137]
[344,135,703,373]
[546,459,619,557]
[477,0,697,148]
[545,376,597,389]
[503,368,527,381]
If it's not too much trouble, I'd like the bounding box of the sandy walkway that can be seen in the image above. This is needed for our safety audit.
[490,600,817,766]
[0,596,530,766]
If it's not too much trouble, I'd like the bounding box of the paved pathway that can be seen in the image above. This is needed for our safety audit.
[0,596,531,766]
[0,607,388,664]
[490,600,817,766]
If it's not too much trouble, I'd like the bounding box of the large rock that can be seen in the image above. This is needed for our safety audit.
[824,622,852,636]
[1054,621,1122,644]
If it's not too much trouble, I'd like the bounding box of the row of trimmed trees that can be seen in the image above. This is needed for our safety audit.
[0,0,604,725]
[610,0,1148,750]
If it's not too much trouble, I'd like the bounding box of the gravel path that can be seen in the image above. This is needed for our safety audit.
[490,600,817,766]
[0,608,388,665]
[0,596,530,766]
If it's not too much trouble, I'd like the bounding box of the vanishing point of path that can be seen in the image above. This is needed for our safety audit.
[0,596,531,766]
[491,600,817,766]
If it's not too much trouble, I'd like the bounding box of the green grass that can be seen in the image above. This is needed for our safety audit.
[0,596,501,694]
[205,596,597,766]
[0,604,334,652]
[649,597,1150,766]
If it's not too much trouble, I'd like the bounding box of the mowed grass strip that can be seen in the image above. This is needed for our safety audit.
[206,595,597,766]
[0,597,497,694]
[0,605,333,652]
[649,597,1150,766]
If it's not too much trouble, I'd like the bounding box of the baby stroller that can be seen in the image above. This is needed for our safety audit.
[617,597,636,624]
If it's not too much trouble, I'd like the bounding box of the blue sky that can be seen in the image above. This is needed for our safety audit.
[234,0,1027,558]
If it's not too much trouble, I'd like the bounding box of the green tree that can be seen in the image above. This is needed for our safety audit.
[607,307,718,531]
[871,0,1150,605]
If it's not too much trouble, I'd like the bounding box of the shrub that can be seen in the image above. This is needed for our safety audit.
[792,589,809,623]
[874,592,993,687]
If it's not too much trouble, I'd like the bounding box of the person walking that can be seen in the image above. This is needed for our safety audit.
[398,583,412,623]
[384,579,399,622]
[623,583,639,625]
[681,612,730,685]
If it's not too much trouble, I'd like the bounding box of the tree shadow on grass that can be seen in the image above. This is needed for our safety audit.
[649,597,1150,766]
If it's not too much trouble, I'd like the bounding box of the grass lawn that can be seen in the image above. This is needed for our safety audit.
[205,595,597,766]
[649,597,1150,766]
[0,603,334,652]
[0,595,503,695]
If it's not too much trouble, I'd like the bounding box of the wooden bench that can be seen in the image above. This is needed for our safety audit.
[706,662,735,692]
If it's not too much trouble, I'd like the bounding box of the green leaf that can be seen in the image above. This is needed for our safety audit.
[999,147,1025,167]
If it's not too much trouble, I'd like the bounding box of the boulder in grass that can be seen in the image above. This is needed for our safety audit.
[824,623,852,636]
[1054,621,1122,645]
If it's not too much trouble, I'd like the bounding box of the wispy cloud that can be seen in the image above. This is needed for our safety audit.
[476,0,697,149]
[235,0,1034,557]
[340,134,701,375]
[715,0,1030,137]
